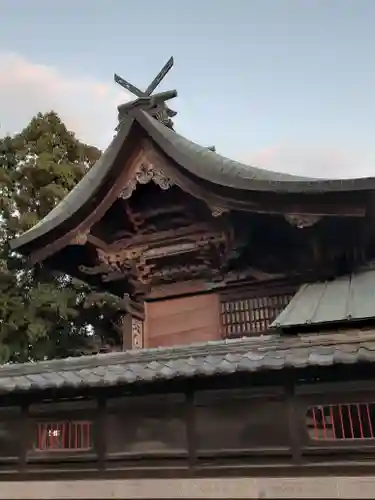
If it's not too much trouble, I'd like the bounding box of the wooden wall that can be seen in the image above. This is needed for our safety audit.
[144,293,221,348]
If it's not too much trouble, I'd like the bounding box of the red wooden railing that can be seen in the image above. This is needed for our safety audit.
[307,404,375,441]
[35,421,92,451]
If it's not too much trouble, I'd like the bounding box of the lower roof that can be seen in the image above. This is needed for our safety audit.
[272,267,375,329]
[0,329,374,395]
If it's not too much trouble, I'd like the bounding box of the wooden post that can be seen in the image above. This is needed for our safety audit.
[131,317,144,349]
[120,315,144,350]
[120,314,132,351]
[119,296,145,351]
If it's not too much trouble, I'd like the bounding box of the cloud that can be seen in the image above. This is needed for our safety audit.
[1,52,374,180]
[0,52,126,149]
[247,144,375,179]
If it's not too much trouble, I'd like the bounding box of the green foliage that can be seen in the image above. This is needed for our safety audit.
[0,112,124,363]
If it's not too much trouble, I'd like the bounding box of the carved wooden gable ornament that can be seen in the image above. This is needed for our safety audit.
[119,162,174,200]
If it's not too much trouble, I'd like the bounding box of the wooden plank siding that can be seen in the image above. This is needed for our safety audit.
[144,293,222,348]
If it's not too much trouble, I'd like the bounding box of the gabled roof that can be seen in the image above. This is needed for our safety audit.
[10,108,375,257]
[0,329,374,395]
[272,268,375,329]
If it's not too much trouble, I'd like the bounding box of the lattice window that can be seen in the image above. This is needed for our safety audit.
[221,290,293,337]
[34,421,93,452]
[307,403,375,441]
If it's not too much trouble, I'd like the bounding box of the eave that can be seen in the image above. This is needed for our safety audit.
[136,110,375,194]
[10,109,375,264]
[10,117,143,261]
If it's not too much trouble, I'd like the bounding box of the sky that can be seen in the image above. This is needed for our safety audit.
[1,0,375,178]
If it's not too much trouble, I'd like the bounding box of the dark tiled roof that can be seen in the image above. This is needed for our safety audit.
[0,330,374,395]
[272,269,375,329]
[10,110,375,253]
[10,117,134,251]
[136,110,375,193]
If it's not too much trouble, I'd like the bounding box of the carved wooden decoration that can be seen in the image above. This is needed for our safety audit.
[211,206,229,218]
[71,231,89,245]
[119,162,174,200]
[285,214,322,229]
[73,133,361,300]
[131,318,144,349]
[87,223,231,291]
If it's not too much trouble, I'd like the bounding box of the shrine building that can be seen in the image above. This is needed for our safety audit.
[3,58,375,498]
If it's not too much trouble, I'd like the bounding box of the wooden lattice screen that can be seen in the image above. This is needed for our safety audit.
[220,289,294,338]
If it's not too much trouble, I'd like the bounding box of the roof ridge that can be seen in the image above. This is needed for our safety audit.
[0,329,374,380]
[0,335,279,377]
[0,329,373,394]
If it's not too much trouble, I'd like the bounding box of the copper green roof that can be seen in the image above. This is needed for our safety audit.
[272,268,375,329]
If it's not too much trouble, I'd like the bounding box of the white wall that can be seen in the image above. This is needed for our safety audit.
[1,476,375,499]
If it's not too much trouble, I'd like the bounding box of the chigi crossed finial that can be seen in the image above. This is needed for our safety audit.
[114,57,177,129]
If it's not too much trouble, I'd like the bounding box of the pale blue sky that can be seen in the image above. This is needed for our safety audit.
[1,0,375,177]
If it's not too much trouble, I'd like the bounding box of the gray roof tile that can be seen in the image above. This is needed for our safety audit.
[0,331,374,395]
[272,268,375,329]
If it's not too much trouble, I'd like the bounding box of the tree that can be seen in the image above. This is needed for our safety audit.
[0,112,124,363]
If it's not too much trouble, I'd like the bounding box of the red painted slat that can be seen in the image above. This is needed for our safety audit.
[357,404,364,439]
[35,421,92,451]
[329,405,336,440]
[366,403,374,438]
[320,406,327,440]
[338,404,345,439]
[347,404,354,439]
[308,403,375,441]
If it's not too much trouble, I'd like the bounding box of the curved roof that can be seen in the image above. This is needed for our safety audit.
[135,110,375,193]
[10,109,375,254]
[10,118,134,251]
